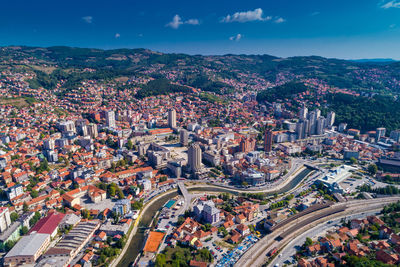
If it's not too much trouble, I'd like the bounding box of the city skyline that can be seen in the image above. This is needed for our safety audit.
[1,0,400,59]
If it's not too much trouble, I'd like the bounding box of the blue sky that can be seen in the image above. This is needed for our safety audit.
[1,0,400,59]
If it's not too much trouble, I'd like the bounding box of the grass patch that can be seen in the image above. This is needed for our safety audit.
[29,65,57,74]
[215,240,235,249]
[199,92,228,104]
[0,97,36,108]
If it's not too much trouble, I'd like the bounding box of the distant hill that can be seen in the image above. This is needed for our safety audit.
[1,45,400,94]
[350,58,397,63]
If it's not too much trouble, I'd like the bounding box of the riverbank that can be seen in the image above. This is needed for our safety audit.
[114,165,313,266]
[112,190,178,267]
[187,167,311,196]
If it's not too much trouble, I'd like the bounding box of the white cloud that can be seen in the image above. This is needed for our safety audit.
[229,33,242,41]
[82,16,93,24]
[115,33,120,38]
[311,11,320,16]
[221,8,271,23]
[380,0,400,9]
[185,19,200,25]
[166,14,183,29]
[274,17,286,24]
[166,15,200,29]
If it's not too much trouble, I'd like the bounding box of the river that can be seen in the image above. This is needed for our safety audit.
[116,191,178,267]
[116,167,312,266]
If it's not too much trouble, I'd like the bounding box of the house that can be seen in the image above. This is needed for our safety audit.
[223,220,234,230]
[380,226,394,239]
[346,228,359,238]
[298,258,312,267]
[236,224,250,236]
[96,231,107,241]
[376,250,399,265]
[62,185,106,207]
[174,217,200,239]
[350,219,367,230]
[235,214,246,224]
[307,244,321,255]
[347,240,361,256]
[81,251,94,264]
[229,230,241,244]
[367,216,385,226]
[390,233,400,245]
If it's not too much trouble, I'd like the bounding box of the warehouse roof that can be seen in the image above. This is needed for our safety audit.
[5,233,49,258]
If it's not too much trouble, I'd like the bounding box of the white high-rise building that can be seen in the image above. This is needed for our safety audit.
[296,121,305,140]
[168,109,177,128]
[43,139,55,150]
[327,111,336,127]
[0,207,11,233]
[105,110,116,128]
[390,130,400,143]
[314,108,321,119]
[299,106,308,120]
[338,123,347,132]
[308,111,318,135]
[316,117,326,135]
[58,121,76,134]
[376,127,386,141]
[180,129,189,146]
[87,123,98,138]
[188,143,202,173]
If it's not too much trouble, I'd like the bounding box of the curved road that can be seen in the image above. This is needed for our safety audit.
[113,162,315,266]
[269,209,381,267]
[235,197,400,267]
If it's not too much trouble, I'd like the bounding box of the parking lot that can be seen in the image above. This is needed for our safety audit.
[215,235,259,267]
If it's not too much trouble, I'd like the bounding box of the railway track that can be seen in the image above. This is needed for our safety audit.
[236,197,400,267]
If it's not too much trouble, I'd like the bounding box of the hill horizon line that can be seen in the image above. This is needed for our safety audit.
[1,45,398,63]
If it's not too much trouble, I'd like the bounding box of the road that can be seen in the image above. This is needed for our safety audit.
[210,158,310,192]
[235,197,400,267]
[269,210,380,267]
[177,181,192,212]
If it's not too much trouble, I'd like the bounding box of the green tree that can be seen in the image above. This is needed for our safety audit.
[23,202,29,213]
[155,254,166,267]
[81,209,91,219]
[197,248,213,262]
[117,188,125,199]
[368,164,378,176]
[20,226,28,235]
[30,190,39,198]
[131,199,144,210]
[111,162,116,173]
[109,186,116,197]
[4,240,16,252]
[350,157,358,165]
[10,212,19,222]
[126,139,134,150]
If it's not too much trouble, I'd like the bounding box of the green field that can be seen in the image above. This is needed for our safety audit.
[0,97,36,107]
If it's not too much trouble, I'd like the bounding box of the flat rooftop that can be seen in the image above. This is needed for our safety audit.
[318,165,356,186]
[5,233,49,258]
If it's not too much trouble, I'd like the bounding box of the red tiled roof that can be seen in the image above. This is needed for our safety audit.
[29,211,65,235]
